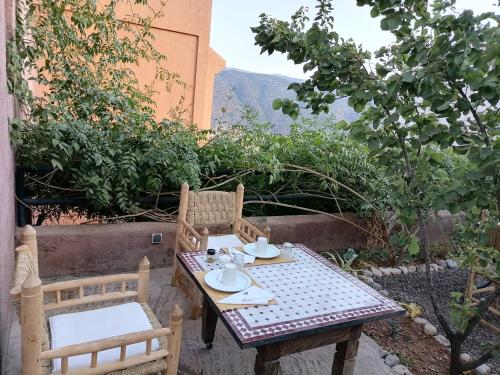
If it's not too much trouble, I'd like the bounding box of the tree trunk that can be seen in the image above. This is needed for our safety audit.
[449,337,462,375]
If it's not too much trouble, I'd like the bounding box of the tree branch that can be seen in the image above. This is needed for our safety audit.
[456,86,491,147]
[417,209,455,338]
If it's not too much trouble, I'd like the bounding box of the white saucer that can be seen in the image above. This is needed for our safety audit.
[242,243,280,259]
[204,269,252,292]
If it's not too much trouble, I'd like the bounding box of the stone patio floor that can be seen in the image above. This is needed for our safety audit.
[6,267,396,374]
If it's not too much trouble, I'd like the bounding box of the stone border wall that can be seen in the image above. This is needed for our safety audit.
[19,212,458,278]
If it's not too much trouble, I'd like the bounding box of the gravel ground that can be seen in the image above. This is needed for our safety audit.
[375,269,499,370]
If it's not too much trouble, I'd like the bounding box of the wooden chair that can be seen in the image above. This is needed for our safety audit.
[172,182,271,319]
[465,270,499,333]
[464,217,499,333]
[11,225,183,375]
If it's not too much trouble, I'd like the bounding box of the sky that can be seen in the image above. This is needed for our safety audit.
[210,0,498,79]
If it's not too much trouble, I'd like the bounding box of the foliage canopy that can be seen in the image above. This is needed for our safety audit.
[252,0,499,372]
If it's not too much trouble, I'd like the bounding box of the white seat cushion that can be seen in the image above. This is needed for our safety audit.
[49,302,159,372]
[207,234,244,250]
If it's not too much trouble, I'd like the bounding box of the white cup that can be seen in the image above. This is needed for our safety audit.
[220,263,237,285]
[255,237,268,256]
[218,254,231,265]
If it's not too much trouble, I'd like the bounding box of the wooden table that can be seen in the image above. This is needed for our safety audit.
[177,244,404,375]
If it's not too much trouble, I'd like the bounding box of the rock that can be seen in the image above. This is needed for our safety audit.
[434,334,450,346]
[384,354,400,367]
[378,348,390,358]
[430,263,439,272]
[380,267,392,276]
[474,364,491,375]
[362,269,373,277]
[398,266,408,274]
[407,265,417,273]
[370,281,383,291]
[460,353,472,364]
[446,259,459,270]
[438,259,448,268]
[358,275,373,284]
[371,266,383,277]
[392,364,412,375]
[424,323,438,336]
[379,290,390,297]
[390,267,402,275]
[413,317,429,325]
[418,264,427,273]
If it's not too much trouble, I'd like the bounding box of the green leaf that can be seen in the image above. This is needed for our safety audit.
[272,98,283,110]
[408,236,419,256]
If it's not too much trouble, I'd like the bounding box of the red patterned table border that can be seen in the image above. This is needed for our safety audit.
[177,244,404,346]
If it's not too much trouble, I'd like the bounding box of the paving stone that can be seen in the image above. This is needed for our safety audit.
[407,265,417,273]
[474,364,491,375]
[424,323,438,336]
[384,354,400,367]
[446,259,459,270]
[392,364,412,375]
[371,266,383,277]
[413,317,429,325]
[434,334,450,346]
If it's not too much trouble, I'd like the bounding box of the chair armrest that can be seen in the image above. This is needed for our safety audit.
[177,219,207,251]
[42,273,139,311]
[40,328,170,374]
[236,218,269,243]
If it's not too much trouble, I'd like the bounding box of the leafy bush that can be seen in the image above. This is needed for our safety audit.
[9,0,200,217]
[199,111,388,216]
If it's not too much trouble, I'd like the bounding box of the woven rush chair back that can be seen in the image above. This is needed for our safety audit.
[185,190,237,226]
[11,227,52,355]
[11,225,40,314]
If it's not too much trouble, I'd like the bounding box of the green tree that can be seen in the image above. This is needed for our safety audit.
[252,0,499,373]
[8,0,200,217]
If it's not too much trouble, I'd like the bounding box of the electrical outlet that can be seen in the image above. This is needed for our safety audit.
[151,233,162,244]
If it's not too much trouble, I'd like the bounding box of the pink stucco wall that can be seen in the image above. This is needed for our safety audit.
[0,0,16,372]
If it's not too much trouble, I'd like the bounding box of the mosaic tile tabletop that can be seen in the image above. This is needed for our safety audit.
[178,244,404,347]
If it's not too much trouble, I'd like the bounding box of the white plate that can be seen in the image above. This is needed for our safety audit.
[204,269,252,292]
[242,243,280,259]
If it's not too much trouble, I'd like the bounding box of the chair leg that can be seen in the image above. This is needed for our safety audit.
[190,292,203,320]
[171,258,179,287]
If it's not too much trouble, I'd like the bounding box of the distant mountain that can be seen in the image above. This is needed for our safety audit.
[211,68,358,133]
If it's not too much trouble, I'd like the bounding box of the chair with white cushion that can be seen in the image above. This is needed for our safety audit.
[11,225,183,375]
[172,182,271,319]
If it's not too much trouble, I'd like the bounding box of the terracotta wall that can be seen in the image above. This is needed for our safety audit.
[24,213,454,278]
[30,0,225,129]
[0,0,17,372]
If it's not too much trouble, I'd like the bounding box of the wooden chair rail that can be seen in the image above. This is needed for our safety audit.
[50,350,168,375]
[178,219,203,252]
[237,218,263,243]
[40,273,142,311]
[44,291,139,311]
[42,273,139,293]
[40,328,171,360]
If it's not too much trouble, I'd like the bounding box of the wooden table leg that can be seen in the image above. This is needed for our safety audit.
[255,343,282,375]
[332,325,362,375]
[201,299,218,349]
